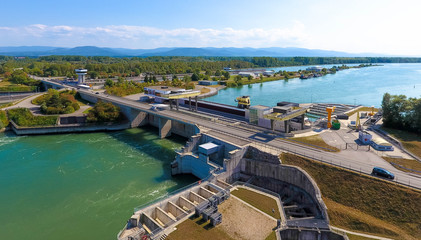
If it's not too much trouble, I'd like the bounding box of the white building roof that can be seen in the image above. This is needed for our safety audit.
[372,138,392,146]
[199,142,219,150]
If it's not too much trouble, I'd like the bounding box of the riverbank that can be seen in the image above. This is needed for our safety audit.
[221,64,377,88]
[204,63,421,108]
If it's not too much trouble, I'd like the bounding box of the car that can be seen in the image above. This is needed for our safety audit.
[95,92,99,94]
[371,167,394,180]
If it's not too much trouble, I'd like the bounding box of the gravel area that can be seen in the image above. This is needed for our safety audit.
[218,197,276,240]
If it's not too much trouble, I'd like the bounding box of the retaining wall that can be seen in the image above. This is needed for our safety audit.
[279,229,346,240]
[241,158,329,222]
[10,120,129,135]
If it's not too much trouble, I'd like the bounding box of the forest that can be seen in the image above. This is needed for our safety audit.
[1,56,421,80]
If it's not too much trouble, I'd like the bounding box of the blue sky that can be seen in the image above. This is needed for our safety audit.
[1,0,420,55]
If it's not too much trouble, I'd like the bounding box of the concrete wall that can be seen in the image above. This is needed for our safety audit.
[155,207,175,226]
[168,202,187,219]
[189,191,206,204]
[140,213,162,233]
[172,153,216,179]
[199,187,215,198]
[10,121,129,135]
[181,134,202,153]
[245,146,281,164]
[279,229,345,240]
[159,117,172,138]
[178,196,196,211]
[221,147,248,183]
[241,158,329,222]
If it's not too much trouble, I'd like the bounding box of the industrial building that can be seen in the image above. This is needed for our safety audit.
[370,138,394,151]
[144,86,201,111]
[245,102,310,133]
[198,80,218,86]
[306,66,324,72]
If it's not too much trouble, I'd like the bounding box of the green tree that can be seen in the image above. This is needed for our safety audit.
[222,71,230,79]
[105,79,114,88]
[191,73,199,81]
[87,101,122,123]
[90,71,98,79]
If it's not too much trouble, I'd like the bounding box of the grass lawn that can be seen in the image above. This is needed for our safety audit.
[0,102,13,109]
[265,231,277,240]
[82,107,92,114]
[281,153,421,240]
[0,80,13,87]
[383,157,421,174]
[166,215,235,240]
[382,127,421,159]
[200,87,211,94]
[290,135,340,152]
[231,188,281,219]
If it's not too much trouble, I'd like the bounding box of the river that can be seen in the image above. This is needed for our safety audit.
[0,127,197,240]
[206,63,421,107]
[1,63,420,239]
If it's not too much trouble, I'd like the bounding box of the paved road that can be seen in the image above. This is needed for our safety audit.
[79,89,421,190]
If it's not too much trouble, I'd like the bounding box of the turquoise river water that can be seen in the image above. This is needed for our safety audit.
[0,128,197,240]
[205,63,421,107]
[1,63,421,239]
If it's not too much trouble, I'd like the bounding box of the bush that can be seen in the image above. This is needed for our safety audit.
[7,108,57,127]
[226,81,238,87]
[71,102,80,111]
[0,110,9,128]
[87,101,122,123]
[33,89,80,114]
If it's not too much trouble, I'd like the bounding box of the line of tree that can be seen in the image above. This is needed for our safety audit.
[382,93,421,133]
[2,56,421,79]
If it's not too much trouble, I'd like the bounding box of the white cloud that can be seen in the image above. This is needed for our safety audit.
[0,23,309,49]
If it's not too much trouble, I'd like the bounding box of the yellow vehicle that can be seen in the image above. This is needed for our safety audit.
[235,96,250,109]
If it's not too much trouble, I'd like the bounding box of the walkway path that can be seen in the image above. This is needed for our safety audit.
[330,226,393,240]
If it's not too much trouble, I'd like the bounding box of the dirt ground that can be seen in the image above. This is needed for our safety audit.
[218,197,276,240]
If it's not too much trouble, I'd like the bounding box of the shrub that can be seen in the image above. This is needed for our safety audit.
[87,101,122,123]
[71,102,80,111]
[33,89,80,114]
[0,110,9,128]
[7,108,57,127]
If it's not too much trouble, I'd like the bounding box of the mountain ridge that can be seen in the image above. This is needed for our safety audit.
[0,46,386,57]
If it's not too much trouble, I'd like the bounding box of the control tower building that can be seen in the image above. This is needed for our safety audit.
[75,69,88,84]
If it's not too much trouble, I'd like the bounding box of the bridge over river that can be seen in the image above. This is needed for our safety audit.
[36,78,421,190]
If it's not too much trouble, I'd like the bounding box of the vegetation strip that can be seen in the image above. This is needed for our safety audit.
[382,157,421,174]
[381,127,421,159]
[7,108,57,127]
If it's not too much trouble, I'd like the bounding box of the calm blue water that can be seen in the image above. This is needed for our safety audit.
[207,63,421,107]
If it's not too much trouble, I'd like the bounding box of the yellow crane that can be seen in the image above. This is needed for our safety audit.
[235,96,250,109]
[326,106,335,128]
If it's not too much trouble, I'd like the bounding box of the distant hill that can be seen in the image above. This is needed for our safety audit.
[0,46,383,57]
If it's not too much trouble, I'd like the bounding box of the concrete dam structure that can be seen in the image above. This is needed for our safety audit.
[118,130,347,240]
